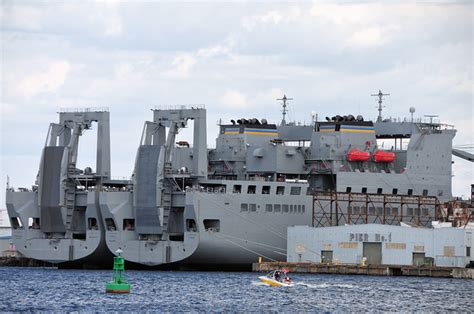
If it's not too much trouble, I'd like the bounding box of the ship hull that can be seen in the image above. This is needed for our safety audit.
[6,190,111,266]
[99,181,313,267]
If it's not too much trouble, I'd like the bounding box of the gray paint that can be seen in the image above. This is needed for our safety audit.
[39,146,65,233]
[133,145,162,234]
[6,104,468,267]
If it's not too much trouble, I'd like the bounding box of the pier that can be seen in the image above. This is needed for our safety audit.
[253,262,474,279]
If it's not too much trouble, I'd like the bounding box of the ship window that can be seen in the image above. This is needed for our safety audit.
[276,186,285,195]
[203,219,220,232]
[73,233,86,240]
[28,217,40,229]
[290,187,301,195]
[391,208,398,216]
[422,189,428,196]
[265,204,273,212]
[10,217,22,229]
[302,205,305,213]
[233,185,242,193]
[392,188,398,195]
[407,207,414,216]
[377,188,383,194]
[186,219,197,232]
[262,186,271,194]
[362,187,367,193]
[247,185,256,194]
[249,204,257,212]
[122,219,135,231]
[283,204,289,212]
[241,203,248,212]
[346,187,352,193]
[274,204,281,212]
[105,218,116,231]
[467,246,471,257]
[88,218,98,230]
[353,206,360,215]
[297,205,302,213]
[407,189,413,196]
[290,205,294,212]
[415,208,421,216]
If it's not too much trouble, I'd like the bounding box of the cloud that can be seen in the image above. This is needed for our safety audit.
[1,3,42,31]
[197,42,233,58]
[220,90,248,108]
[16,61,71,98]
[348,27,384,47]
[165,54,197,79]
[1,1,124,40]
[242,10,284,30]
[0,1,472,209]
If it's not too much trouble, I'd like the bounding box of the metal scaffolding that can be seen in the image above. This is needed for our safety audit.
[312,192,441,227]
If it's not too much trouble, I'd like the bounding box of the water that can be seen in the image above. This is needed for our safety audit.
[0,267,472,312]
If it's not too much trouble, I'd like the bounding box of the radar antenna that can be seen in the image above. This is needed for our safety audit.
[371,90,390,122]
[424,114,438,124]
[277,94,293,126]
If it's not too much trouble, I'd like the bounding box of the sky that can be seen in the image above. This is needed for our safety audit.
[0,1,473,225]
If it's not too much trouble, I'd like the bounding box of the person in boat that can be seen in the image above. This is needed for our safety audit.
[274,271,281,282]
[283,276,292,283]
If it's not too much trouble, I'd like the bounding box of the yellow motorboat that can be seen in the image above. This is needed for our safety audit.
[258,270,294,287]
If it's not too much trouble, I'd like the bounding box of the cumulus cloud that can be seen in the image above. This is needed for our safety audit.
[16,61,71,98]
[220,90,248,108]
[1,3,42,31]
[0,1,472,213]
[165,54,197,79]
[348,27,384,47]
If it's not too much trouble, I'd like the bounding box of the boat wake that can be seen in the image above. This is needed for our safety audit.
[294,282,358,289]
[251,281,270,286]
[253,280,358,289]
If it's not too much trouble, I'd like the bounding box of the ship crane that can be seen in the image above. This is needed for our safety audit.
[452,144,474,162]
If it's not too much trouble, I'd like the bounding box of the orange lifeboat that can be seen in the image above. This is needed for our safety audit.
[347,148,370,162]
[374,150,396,163]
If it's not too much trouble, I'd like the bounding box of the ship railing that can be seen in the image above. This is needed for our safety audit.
[285,179,308,184]
[58,107,109,113]
[187,186,227,193]
[10,187,30,192]
[100,186,130,192]
[153,104,206,110]
[110,176,133,181]
[79,185,130,192]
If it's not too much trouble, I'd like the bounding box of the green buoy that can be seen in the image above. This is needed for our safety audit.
[105,249,131,293]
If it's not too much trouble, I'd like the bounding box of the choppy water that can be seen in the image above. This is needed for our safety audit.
[0,267,472,312]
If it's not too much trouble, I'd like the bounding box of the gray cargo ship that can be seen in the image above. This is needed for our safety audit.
[6,92,472,268]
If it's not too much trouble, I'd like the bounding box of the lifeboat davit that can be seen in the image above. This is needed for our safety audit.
[374,150,396,163]
[347,148,370,162]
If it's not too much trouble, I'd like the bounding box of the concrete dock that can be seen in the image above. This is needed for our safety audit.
[253,262,474,279]
[0,256,54,267]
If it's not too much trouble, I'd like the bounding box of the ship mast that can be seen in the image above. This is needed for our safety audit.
[277,94,293,126]
[371,90,390,122]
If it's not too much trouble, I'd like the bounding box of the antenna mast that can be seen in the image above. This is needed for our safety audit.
[424,114,438,124]
[277,94,293,126]
[371,90,390,122]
